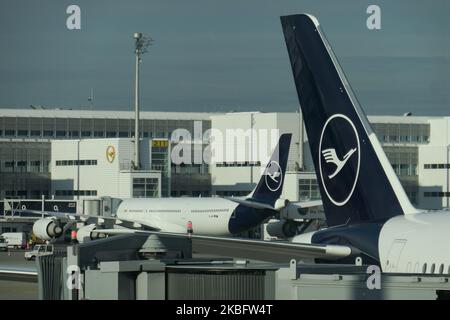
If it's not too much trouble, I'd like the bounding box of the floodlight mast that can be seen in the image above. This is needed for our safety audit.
[133,32,152,170]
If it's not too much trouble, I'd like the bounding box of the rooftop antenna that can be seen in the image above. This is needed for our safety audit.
[133,32,153,170]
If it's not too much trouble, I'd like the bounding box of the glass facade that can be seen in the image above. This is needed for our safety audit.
[371,123,430,144]
[383,146,418,177]
[0,116,211,141]
[0,112,211,199]
[55,190,97,196]
[151,140,170,197]
[299,178,321,201]
[0,141,50,199]
[132,178,159,198]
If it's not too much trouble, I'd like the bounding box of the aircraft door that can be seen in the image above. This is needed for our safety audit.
[386,239,407,272]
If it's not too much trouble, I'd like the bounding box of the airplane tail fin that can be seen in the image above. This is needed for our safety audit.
[249,133,292,206]
[280,14,419,227]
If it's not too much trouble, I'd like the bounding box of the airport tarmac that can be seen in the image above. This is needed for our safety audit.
[0,251,37,300]
[0,251,36,270]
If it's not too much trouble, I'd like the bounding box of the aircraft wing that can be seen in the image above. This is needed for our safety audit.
[92,229,352,261]
[11,209,163,231]
[6,209,77,219]
[290,200,322,208]
[223,197,276,210]
[223,197,322,211]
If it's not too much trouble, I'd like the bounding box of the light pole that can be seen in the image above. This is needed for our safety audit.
[447,145,449,208]
[250,112,255,184]
[88,88,94,111]
[133,32,152,170]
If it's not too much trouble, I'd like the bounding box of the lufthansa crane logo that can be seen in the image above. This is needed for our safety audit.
[319,114,360,206]
[321,147,357,179]
[265,161,282,192]
[106,145,116,163]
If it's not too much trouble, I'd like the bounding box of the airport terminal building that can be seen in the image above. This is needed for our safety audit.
[0,109,212,200]
[0,108,449,210]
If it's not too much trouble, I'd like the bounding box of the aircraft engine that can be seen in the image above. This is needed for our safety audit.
[76,224,105,243]
[266,219,298,238]
[32,218,63,241]
[274,198,290,211]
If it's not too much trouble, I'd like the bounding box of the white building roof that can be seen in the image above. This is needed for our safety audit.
[0,108,448,124]
[0,108,218,120]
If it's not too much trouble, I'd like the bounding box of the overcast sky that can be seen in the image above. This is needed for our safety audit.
[0,0,449,115]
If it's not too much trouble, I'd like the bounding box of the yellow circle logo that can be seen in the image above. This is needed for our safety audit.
[106,146,116,163]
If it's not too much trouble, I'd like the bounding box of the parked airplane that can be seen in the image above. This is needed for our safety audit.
[280,13,450,274]
[31,133,320,242]
[113,134,294,236]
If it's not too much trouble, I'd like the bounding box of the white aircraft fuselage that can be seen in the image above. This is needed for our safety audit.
[292,211,450,274]
[378,212,450,273]
[113,134,294,237]
[116,197,239,236]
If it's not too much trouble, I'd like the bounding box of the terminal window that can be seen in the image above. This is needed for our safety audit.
[55,159,98,166]
[106,132,117,138]
[372,123,430,144]
[133,178,159,198]
[55,190,97,196]
[4,161,14,168]
[70,131,80,138]
[2,161,15,172]
[424,192,450,198]
[299,179,321,200]
[56,130,66,138]
[43,130,54,137]
[94,131,104,137]
[5,130,15,136]
[215,161,261,167]
[81,131,91,137]
[424,163,450,169]
[16,161,26,172]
